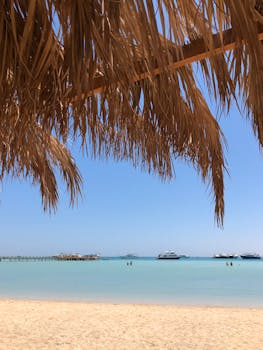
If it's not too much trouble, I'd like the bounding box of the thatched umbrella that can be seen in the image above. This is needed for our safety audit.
[1,1,263,225]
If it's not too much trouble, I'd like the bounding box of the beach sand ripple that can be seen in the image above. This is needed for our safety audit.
[0,300,262,349]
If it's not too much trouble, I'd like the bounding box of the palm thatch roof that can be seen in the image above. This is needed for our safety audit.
[1,1,263,225]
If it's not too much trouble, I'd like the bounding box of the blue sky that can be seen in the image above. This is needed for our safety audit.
[1,5,263,257]
[0,92,263,257]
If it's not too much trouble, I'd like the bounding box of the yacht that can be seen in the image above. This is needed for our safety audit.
[240,253,261,259]
[213,254,238,259]
[120,254,138,259]
[157,251,181,259]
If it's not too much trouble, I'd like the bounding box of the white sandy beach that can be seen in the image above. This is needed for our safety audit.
[0,300,262,350]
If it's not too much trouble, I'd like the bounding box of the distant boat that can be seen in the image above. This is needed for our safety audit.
[82,254,100,260]
[213,254,238,259]
[157,251,181,259]
[120,254,138,259]
[240,253,261,259]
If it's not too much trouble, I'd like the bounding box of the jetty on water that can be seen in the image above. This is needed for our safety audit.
[0,256,54,262]
[0,254,100,262]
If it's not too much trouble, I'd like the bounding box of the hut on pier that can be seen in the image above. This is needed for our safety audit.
[54,253,100,261]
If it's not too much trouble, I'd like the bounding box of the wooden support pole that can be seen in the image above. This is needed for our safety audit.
[75,26,263,99]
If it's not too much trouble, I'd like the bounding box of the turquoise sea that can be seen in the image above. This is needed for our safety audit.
[0,258,262,307]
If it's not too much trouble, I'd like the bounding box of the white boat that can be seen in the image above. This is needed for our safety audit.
[157,251,181,259]
[240,253,261,259]
[213,253,238,259]
[120,254,138,259]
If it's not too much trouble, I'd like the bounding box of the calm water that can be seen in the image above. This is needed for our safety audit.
[0,258,262,307]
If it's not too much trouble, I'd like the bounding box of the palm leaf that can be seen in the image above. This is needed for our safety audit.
[1,1,263,224]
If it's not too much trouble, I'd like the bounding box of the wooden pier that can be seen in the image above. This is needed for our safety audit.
[0,254,100,262]
[0,256,54,262]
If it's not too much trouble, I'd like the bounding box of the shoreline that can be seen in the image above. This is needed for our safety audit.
[1,299,263,349]
[1,297,263,310]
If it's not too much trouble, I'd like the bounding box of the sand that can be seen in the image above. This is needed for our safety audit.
[0,300,262,350]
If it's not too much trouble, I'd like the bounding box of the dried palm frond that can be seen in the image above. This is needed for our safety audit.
[1,1,263,224]
[0,111,82,210]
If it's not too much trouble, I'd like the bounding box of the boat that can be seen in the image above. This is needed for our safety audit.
[120,254,138,259]
[157,251,181,259]
[82,254,100,260]
[213,254,238,259]
[240,253,261,259]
